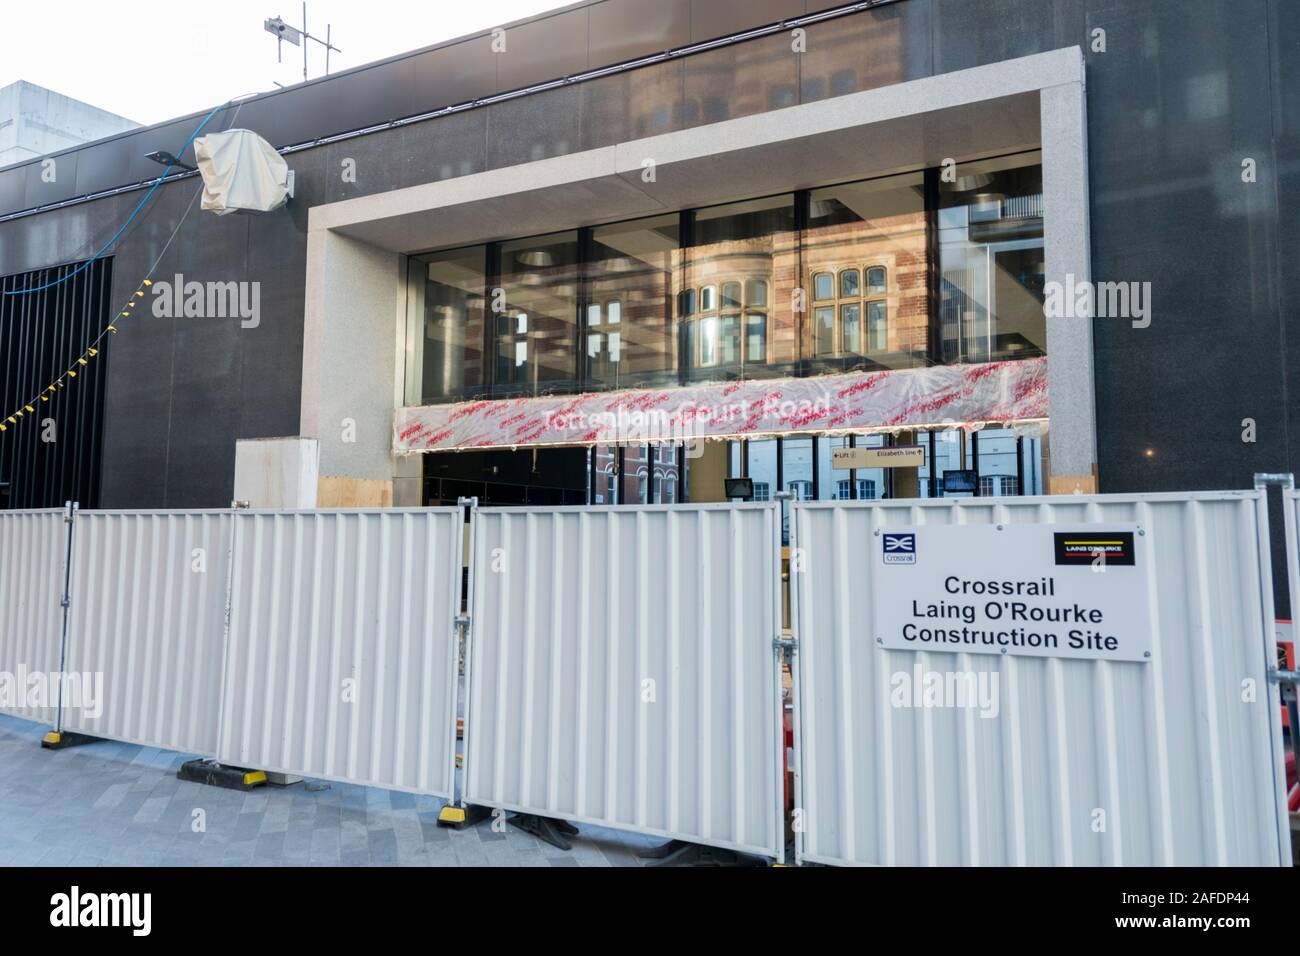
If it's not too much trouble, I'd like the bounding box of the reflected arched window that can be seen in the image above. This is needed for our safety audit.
[867,266,887,295]
[813,273,834,301]
[678,288,696,316]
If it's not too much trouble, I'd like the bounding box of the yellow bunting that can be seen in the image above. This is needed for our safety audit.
[2,281,148,439]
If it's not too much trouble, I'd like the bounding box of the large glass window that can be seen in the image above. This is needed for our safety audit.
[938,151,1046,364]
[805,171,926,372]
[587,215,679,390]
[685,195,796,382]
[408,154,1048,408]
[498,232,581,395]
[409,245,487,404]
[970,427,1043,497]
[820,433,890,501]
[729,439,777,502]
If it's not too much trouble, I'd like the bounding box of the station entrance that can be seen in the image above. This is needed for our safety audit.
[421,426,1045,510]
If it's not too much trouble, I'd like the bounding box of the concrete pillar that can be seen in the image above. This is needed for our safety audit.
[892,430,921,499]
[1040,77,1098,493]
[301,227,419,504]
[688,441,729,503]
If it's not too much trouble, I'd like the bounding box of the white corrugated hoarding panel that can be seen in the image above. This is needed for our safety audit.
[0,509,66,723]
[216,509,461,798]
[1278,487,1300,654]
[464,505,784,860]
[793,492,1291,867]
[61,511,232,755]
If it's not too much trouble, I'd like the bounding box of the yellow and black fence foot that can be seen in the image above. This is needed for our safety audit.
[436,803,490,830]
[177,758,267,792]
[41,730,99,750]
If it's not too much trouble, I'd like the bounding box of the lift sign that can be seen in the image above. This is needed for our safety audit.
[872,523,1152,663]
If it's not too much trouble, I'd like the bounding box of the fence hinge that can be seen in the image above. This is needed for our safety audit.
[1267,667,1300,685]
[1252,472,1294,490]
[773,635,797,652]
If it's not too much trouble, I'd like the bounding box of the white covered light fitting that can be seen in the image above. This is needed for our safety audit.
[193,129,294,216]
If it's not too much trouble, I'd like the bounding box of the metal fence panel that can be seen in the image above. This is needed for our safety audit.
[61,511,232,755]
[0,509,66,723]
[464,504,784,860]
[216,509,462,799]
[792,492,1291,867]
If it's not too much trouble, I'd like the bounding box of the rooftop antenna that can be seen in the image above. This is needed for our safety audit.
[264,3,341,84]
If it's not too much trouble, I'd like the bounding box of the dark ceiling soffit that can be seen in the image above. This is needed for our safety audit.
[0,0,905,226]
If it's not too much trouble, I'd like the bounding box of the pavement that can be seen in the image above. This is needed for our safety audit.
[0,713,661,867]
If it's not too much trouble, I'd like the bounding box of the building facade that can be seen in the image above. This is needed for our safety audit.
[0,81,137,169]
[0,0,1294,543]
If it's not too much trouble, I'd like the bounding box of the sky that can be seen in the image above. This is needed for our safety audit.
[0,0,574,125]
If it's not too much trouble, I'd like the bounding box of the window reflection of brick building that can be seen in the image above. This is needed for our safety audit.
[591,443,681,505]
[411,153,1047,508]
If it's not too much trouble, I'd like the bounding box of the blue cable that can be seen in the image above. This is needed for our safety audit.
[2,100,229,297]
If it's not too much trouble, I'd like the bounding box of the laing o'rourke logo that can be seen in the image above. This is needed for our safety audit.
[152,273,260,328]
[882,532,916,565]
[1054,531,1136,566]
[50,886,151,936]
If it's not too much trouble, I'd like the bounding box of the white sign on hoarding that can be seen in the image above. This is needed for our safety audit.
[831,445,926,470]
[872,523,1152,662]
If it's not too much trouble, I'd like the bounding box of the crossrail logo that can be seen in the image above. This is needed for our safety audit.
[49,887,151,936]
[882,532,916,565]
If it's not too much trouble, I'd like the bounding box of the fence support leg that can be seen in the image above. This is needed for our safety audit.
[437,803,490,830]
[177,758,267,791]
[636,839,765,867]
[507,813,578,850]
[40,730,98,750]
